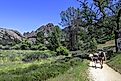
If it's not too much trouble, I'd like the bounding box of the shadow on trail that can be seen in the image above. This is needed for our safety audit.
[89,65,102,69]
[89,61,103,69]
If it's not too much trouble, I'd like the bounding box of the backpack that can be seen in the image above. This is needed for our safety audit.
[99,52,104,57]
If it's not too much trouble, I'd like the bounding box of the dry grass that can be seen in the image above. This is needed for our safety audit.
[97,40,115,49]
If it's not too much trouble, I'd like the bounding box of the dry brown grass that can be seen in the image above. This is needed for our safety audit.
[97,40,115,49]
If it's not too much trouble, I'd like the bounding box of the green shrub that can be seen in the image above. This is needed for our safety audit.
[0,57,82,81]
[22,51,56,62]
[30,45,38,50]
[2,45,10,50]
[97,39,106,44]
[56,46,69,56]
[89,38,97,52]
[97,34,115,44]
[38,44,47,50]
[20,44,29,50]
[107,53,121,74]
[12,44,20,50]
[106,50,114,60]
[43,50,56,56]
[30,44,47,50]
[22,54,48,62]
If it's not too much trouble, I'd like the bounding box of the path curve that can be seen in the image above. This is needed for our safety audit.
[89,62,121,81]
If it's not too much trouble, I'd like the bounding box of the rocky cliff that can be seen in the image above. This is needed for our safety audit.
[23,23,54,43]
[0,28,23,45]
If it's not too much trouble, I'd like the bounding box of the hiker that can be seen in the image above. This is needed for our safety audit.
[89,53,93,62]
[93,53,99,68]
[98,51,106,69]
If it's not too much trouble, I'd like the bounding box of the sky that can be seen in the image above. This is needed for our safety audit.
[0,0,92,34]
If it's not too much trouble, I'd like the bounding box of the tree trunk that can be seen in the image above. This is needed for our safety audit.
[115,9,121,52]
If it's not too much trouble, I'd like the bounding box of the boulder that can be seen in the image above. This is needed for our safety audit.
[0,28,23,45]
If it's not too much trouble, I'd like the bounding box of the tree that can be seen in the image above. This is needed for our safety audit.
[20,39,31,50]
[47,26,62,51]
[59,0,121,52]
[92,0,121,52]
[89,37,97,52]
[77,0,121,42]
[60,7,82,50]
[36,31,44,44]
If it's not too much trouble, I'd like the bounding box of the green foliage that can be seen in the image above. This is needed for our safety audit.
[22,51,52,62]
[2,45,10,50]
[12,44,20,50]
[0,50,56,63]
[56,46,69,56]
[47,60,88,81]
[30,44,38,50]
[38,44,47,50]
[12,44,21,50]
[60,7,81,26]
[59,0,121,51]
[107,53,121,74]
[48,26,62,51]
[97,34,115,44]
[36,31,44,44]
[19,39,31,50]
[0,52,85,81]
[89,38,97,52]
[30,44,46,50]
[30,44,47,51]
[20,44,29,50]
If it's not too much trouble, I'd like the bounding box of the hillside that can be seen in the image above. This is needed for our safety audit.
[0,23,56,46]
[23,23,55,44]
[0,28,23,45]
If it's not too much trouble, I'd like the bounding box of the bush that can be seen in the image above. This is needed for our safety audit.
[2,45,10,50]
[22,51,56,62]
[103,46,115,60]
[89,38,97,52]
[97,34,115,44]
[56,46,69,56]
[20,44,29,50]
[106,50,114,60]
[30,45,38,50]
[30,44,47,50]
[97,39,107,44]
[44,50,56,56]
[0,57,83,81]
[22,52,48,62]
[12,44,20,50]
[38,44,47,51]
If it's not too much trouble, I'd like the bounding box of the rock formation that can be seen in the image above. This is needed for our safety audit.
[0,28,23,45]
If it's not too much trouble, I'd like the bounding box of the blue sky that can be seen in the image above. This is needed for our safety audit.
[0,0,92,33]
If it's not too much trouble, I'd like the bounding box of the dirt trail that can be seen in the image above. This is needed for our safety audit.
[89,62,121,81]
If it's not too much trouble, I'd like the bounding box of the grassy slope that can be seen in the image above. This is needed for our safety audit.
[47,60,89,81]
[107,53,121,74]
